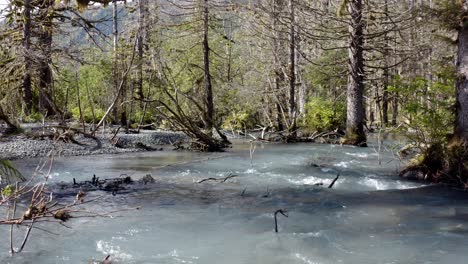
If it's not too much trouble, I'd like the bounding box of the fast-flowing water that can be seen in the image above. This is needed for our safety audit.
[2,139,468,264]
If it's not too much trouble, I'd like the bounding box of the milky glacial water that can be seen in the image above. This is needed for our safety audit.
[2,139,468,263]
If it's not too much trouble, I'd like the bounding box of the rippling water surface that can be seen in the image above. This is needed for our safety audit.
[2,138,468,264]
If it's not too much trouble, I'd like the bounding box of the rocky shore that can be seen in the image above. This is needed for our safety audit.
[0,124,187,160]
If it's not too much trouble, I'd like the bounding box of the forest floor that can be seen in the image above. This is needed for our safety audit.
[0,123,187,160]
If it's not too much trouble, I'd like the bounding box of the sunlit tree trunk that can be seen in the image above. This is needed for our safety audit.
[343,0,366,146]
[202,0,214,134]
[273,0,286,131]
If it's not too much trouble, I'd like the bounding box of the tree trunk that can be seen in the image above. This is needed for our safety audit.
[382,76,389,126]
[0,106,20,133]
[38,0,56,116]
[112,0,122,124]
[343,0,366,146]
[202,0,214,134]
[273,0,285,131]
[288,0,296,136]
[22,0,33,115]
[391,93,398,126]
[381,0,389,127]
[113,0,118,55]
[136,0,146,100]
[455,2,468,142]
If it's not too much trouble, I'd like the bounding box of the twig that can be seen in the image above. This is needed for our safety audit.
[221,174,238,182]
[328,173,340,188]
[17,219,35,253]
[197,178,218,183]
[197,173,238,184]
[241,187,247,197]
[274,209,288,233]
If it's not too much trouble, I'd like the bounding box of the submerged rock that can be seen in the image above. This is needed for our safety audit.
[399,166,427,181]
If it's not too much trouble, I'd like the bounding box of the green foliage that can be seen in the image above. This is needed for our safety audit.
[0,159,26,186]
[222,110,258,131]
[71,107,105,123]
[302,97,346,132]
[55,53,113,123]
[1,184,14,196]
[337,0,349,17]
[389,66,456,148]
[23,112,44,123]
[130,109,156,127]
[304,50,347,99]
[433,0,465,30]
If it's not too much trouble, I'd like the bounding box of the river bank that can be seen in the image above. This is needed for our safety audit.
[0,123,187,160]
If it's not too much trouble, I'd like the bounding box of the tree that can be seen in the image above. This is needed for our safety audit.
[37,0,57,116]
[455,0,468,142]
[342,0,366,146]
[287,0,297,137]
[22,0,33,115]
[202,0,214,135]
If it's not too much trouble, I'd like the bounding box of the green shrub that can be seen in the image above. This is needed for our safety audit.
[302,97,346,132]
[71,107,105,123]
[222,110,257,131]
[388,68,455,148]
[131,109,155,125]
[23,112,44,123]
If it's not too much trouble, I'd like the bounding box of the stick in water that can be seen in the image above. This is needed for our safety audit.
[241,187,247,197]
[328,173,340,188]
[274,209,288,233]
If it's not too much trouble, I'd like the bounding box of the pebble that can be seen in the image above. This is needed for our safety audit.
[0,130,187,160]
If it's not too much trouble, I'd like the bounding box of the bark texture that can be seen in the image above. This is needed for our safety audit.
[288,0,296,136]
[455,2,468,142]
[273,0,286,131]
[22,0,33,114]
[343,0,366,146]
[202,0,214,134]
[38,0,56,116]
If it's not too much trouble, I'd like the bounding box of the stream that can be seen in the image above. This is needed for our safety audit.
[2,138,468,263]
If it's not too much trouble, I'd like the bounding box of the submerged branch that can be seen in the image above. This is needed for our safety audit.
[197,173,238,183]
[274,209,288,233]
[328,173,340,189]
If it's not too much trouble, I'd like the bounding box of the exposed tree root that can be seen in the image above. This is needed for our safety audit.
[399,141,468,188]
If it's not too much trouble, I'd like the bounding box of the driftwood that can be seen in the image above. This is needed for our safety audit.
[171,139,185,150]
[101,255,112,264]
[197,173,238,183]
[274,209,288,233]
[32,125,102,150]
[68,174,135,195]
